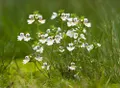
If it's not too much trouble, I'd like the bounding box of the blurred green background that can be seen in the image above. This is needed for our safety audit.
[0,0,120,58]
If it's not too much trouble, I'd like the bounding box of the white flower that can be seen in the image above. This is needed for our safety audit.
[68,66,76,70]
[35,56,43,61]
[38,15,46,24]
[66,30,74,38]
[27,14,46,24]
[39,34,48,44]
[67,17,79,27]
[67,18,74,27]
[17,33,31,42]
[23,56,30,64]
[51,12,57,20]
[46,36,54,46]
[46,29,51,33]
[83,18,91,27]
[72,17,79,26]
[67,43,75,51]
[68,62,76,70]
[33,46,44,53]
[24,33,31,41]
[17,33,25,41]
[59,46,65,52]
[27,14,35,24]
[84,23,91,27]
[74,33,78,39]
[61,13,70,21]
[57,27,61,33]
[80,34,86,40]
[42,62,50,70]
[54,34,62,43]
[97,43,101,47]
[83,29,87,33]
[86,44,94,52]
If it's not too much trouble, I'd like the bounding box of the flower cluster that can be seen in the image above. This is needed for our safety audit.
[17,33,31,41]
[27,12,45,24]
[18,10,101,77]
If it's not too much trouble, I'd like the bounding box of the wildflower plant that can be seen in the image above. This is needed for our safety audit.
[17,10,101,78]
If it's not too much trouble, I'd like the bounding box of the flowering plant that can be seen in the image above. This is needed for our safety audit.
[17,10,101,78]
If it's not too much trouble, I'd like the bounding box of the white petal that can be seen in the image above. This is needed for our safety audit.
[47,65,50,70]
[23,56,30,64]
[86,44,94,52]
[29,14,34,19]
[27,19,35,24]
[51,12,57,20]
[67,46,75,51]
[38,19,46,24]
[80,34,86,40]
[66,30,74,38]
[84,23,91,27]
[39,39,47,44]
[68,66,76,70]
[83,29,87,33]
[97,43,101,47]
[24,37,31,42]
[47,39,54,46]
[35,56,43,61]
[74,33,78,39]
[17,36,24,41]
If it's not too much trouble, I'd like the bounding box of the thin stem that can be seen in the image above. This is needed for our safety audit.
[33,61,49,78]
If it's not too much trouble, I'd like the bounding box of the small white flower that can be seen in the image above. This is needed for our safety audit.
[83,29,87,33]
[23,56,30,64]
[86,44,94,52]
[54,34,62,43]
[68,62,76,70]
[97,43,101,47]
[80,34,86,40]
[33,46,44,53]
[46,36,54,46]
[80,43,88,48]
[27,14,35,24]
[83,18,91,27]
[42,62,50,70]
[27,14,46,24]
[67,43,75,51]
[66,30,74,38]
[67,18,74,27]
[61,13,70,21]
[67,17,79,27]
[35,56,43,61]
[24,33,31,41]
[27,19,35,24]
[59,46,65,52]
[39,34,48,44]
[51,12,57,20]
[68,66,76,71]
[74,33,78,39]
[84,23,91,27]
[46,29,51,33]
[72,17,79,25]
[17,33,25,41]
[38,15,46,24]
[57,27,61,33]
[69,66,76,71]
